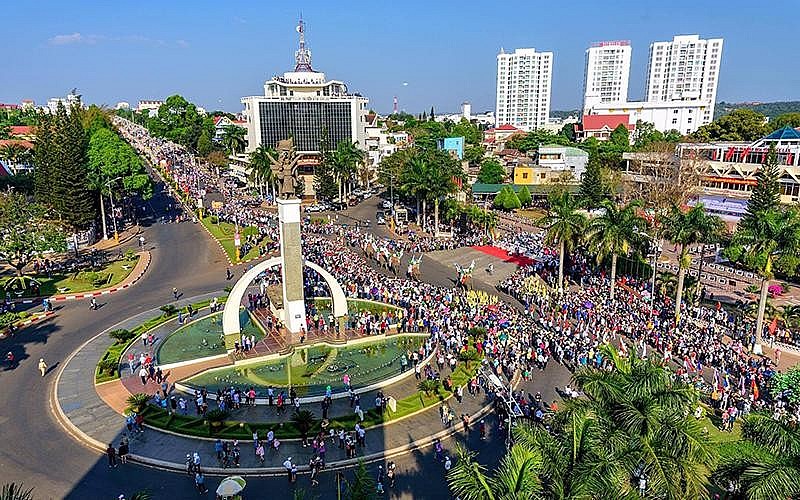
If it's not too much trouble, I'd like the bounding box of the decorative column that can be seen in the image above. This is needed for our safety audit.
[277,197,307,333]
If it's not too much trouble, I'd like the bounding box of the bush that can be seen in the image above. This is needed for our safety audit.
[517,185,532,207]
[98,358,119,376]
[418,379,441,396]
[209,216,219,224]
[206,408,230,423]
[126,393,151,414]
[108,328,134,344]
[0,312,21,329]
[125,250,136,261]
[160,304,178,316]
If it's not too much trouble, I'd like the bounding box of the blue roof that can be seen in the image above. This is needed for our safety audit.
[765,126,800,140]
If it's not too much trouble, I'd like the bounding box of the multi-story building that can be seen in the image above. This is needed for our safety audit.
[582,40,631,111]
[645,35,723,124]
[46,90,82,114]
[241,19,369,196]
[495,48,553,131]
[137,100,164,116]
[582,35,722,136]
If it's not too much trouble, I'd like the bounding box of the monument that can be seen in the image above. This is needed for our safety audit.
[269,138,306,334]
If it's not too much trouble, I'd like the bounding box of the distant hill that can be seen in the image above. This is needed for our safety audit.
[715,101,800,120]
[550,109,580,119]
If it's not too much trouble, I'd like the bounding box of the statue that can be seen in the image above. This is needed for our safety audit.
[267,138,301,198]
[454,260,475,290]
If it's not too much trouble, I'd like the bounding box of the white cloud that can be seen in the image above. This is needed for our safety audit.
[48,33,86,45]
[47,33,187,48]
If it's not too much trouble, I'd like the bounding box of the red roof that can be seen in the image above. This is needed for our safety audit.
[581,114,634,131]
[0,139,34,149]
[495,124,520,131]
[10,126,34,136]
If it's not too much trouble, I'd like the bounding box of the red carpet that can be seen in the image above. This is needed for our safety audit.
[471,246,535,267]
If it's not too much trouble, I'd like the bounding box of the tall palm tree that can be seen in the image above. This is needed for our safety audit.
[661,204,725,321]
[448,437,543,500]
[0,483,34,500]
[0,143,26,173]
[221,125,246,156]
[586,199,647,300]
[537,191,587,294]
[426,166,456,236]
[330,141,364,203]
[713,412,800,500]
[777,304,800,329]
[728,208,800,345]
[399,156,432,227]
[248,145,276,200]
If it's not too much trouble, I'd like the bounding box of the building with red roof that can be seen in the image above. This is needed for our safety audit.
[574,114,635,142]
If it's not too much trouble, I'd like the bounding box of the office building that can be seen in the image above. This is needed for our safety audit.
[583,40,631,111]
[495,48,552,131]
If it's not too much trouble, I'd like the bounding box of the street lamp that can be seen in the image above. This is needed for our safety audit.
[105,177,122,242]
[637,229,661,321]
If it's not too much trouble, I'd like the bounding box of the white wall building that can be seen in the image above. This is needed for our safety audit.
[583,40,631,112]
[46,90,82,114]
[495,48,552,131]
[646,35,723,123]
[137,100,164,117]
[583,34,723,135]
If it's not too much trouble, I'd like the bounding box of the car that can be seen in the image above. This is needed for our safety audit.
[381,200,392,209]
[377,216,386,225]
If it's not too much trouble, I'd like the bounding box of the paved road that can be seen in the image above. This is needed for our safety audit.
[0,185,570,499]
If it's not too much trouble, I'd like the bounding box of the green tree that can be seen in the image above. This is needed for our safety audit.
[345,460,376,500]
[429,106,435,121]
[578,157,609,209]
[492,187,508,210]
[586,199,646,300]
[248,145,277,200]
[447,440,543,500]
[770,366,800,404]
[690,109,769,142]
[147,94,208,151]
[476,159,505,184]
[661,204,724,320]
[197,128,213,156]
[517,185,532,207]
[33,111,56,202]
[740,144,781,229]
[52,103,95,229]
[221,125,246,156]
[330,140,365,202]
[427,164,456,235]
[727,208,800,344]
[400,156,432,225]
[609,123,630,148]
[713,413,800,500]
[463,144,486,165]
[771,112,800,130]
[538,190,587,293]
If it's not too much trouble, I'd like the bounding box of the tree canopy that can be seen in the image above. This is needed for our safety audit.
[0,191,66,276]
[689,109,769,142]
[476,159,505,184]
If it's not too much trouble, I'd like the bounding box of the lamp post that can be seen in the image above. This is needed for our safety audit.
[105,177,122,242]
[637,229,660,321]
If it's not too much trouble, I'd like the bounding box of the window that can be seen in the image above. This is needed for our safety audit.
[672,118,678,125]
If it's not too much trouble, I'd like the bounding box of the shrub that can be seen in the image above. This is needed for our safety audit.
[126,393,151,414]
[517,185,532,207]
[108,328,134,343]
[160,304,178,316]
[98,358,119,375]
[418,379,441,396]
[209,216,219,225]
[125,250,136,261]
[206,408,230,423]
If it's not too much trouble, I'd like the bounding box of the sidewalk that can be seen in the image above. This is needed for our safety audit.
[92,224,143,251]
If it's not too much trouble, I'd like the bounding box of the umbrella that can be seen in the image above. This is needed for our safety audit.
[216,476,246,496]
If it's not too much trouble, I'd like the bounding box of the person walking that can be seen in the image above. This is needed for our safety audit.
[118,436,129,464]
[172,287,179,300]
[194,471,208,493]
[106,443,118,468]
[38,358,47,377]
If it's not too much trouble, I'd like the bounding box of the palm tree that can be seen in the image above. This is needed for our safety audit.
[0,483,34,500]
[777,304,800,329]
[399,156,432,227]
[447,438,543,500]
[248,145,276,200]
[290,409,316,446]
[330,141,365,202]
[728,208,800,345]
[0,143,26,172]
[586,199,647,300]
[426,166,456,236]
[221,125,246,156]
[713,412,800,500]
[537,191,587,294]
[661,204,725,320]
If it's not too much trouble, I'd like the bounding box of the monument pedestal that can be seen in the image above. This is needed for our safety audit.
[277,198,307,333]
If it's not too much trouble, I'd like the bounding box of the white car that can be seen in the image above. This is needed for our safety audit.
[377,216,386,225]
[381,200,392,209]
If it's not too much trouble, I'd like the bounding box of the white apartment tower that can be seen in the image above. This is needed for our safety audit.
[582,41,631,112]
[496,48,552,131]
[645,35,723,124]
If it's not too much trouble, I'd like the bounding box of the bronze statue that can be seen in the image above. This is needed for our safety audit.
[267,138,301,199]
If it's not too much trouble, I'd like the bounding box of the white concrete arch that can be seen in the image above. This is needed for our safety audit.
[222,257,348,337]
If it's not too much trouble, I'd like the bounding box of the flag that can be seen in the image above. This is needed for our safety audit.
[768,317,778,335]
[751,379,760,400]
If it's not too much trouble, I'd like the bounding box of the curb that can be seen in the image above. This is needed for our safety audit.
[13,251,152,304]
[0,311,56,339]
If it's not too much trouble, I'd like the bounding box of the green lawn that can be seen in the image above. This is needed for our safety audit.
[201,217,264,262]
[1,255,141,299]
[516,208,546,221]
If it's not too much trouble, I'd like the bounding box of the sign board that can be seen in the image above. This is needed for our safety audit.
[234,232,241,247]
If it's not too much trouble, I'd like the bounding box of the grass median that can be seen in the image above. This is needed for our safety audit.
[200,217,265,263]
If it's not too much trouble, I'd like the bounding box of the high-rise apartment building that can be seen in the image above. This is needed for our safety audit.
[582,41,631,112]
[495,48,553,131]
[645,35,723,124]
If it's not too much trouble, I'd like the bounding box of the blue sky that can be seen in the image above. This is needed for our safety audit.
[2,0,797,115]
